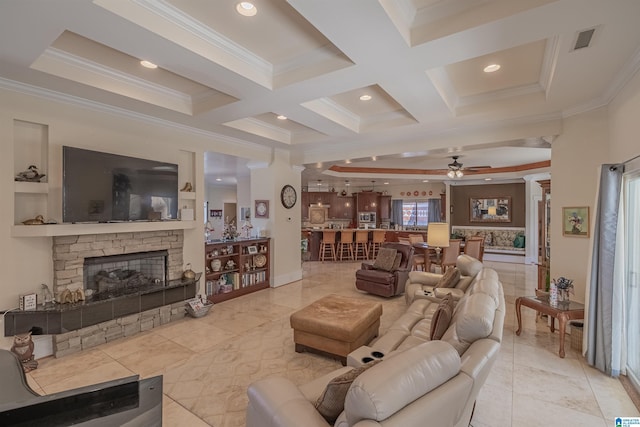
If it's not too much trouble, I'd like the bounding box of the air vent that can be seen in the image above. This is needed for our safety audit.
[573,28,596,51]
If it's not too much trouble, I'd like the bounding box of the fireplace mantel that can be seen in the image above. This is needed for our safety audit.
[11,220,196,237]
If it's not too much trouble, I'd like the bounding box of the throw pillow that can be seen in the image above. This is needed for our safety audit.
[430,295,454,340]
[514,234,526,248]
[315,360,381,423]
[391,252,402,271]
[373,247,398,271]
[435,267,461,288]
[484,232,494,246]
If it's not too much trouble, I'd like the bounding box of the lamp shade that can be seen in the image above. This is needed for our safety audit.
[427,222,450,248]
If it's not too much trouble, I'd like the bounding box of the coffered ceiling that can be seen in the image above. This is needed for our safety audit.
[1,0,639,188]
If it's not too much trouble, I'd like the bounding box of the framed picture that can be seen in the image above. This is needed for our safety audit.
[562,206,590,237]
[209,209,222,218]
[470,197,511,223]
[255,200,269,218]
[247,246,258,255]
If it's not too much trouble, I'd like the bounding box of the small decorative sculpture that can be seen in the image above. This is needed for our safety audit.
[242,219,253,238]
[41,283,53,306]
[59,289,73,304]
[15,165,46,182]
[225,259,236,270]
[22,215,45,225]
[11,332,38,372]
[180,182,193,192]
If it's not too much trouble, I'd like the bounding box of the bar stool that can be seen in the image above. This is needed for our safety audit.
[369,230,386,259]
[337,229,354,261]
[320,230,337,262]
[354,230,369,260]
[408,234,426,271]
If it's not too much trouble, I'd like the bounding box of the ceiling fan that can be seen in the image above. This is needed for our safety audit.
[446,156,491,178]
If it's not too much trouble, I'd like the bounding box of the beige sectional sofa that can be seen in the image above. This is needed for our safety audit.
[246,255,505,427]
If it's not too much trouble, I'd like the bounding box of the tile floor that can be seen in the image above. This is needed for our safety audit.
[24,261,639,426]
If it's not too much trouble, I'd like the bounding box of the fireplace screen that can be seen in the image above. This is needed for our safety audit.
[84,250,168,300]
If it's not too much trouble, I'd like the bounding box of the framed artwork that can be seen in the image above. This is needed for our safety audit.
[247,246,258,255]
[255,200,269,218]
[209,209,222,218]
[562,206,590,237]
[470,197,511,223]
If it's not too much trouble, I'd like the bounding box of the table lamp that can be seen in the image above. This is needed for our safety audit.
[427,222,450,263]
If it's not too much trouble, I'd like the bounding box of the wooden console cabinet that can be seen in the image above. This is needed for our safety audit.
[205,238,271,303]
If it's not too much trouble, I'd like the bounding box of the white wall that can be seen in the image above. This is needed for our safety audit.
[0,87,270,310]
[609,70,640,161]
[550,108,609,303]
[250,150,303,287]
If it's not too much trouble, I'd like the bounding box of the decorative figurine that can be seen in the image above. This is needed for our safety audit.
[180,182,193,192]
[11,332,38,372]
[15,165,46,182]
[22,215,45,225]
[41,283,53,306]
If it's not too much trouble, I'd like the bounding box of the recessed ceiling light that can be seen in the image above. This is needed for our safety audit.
[216,178,222,182]
[345,159,351,164]
[359,94,372,101]
[345,181,350,186]
[276,115,287,120]
[372,156,377,161]
[384,182,389,185]
[422,180,429,183]
[484,178,492,181]
[236,2,257,16]
[140,60,157,69]
[483,64,501,73]
[317,180,322,186]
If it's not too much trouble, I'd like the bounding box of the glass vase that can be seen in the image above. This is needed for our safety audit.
[558,288,570,303]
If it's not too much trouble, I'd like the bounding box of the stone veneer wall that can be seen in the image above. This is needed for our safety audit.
[50,229,186,357]
[54,302,186,358]
[52,230,184,299]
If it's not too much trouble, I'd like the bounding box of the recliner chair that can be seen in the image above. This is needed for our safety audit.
[355,242,414,297]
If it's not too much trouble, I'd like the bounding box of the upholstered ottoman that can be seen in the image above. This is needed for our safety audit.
[290,294,382,365]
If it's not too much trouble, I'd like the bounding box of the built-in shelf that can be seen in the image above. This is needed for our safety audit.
[14,181,49,193]
[11,220,196,237]
[179,191,196,200]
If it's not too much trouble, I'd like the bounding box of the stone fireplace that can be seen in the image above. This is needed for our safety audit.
[52,230,184,300]
[4,229,197,358]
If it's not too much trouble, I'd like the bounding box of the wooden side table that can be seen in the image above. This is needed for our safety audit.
[515,295,585,358]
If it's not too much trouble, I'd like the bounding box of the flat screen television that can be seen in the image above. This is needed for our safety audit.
[63,146,178,223]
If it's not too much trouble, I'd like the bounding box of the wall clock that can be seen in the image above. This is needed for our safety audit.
[255,200,269,218]
[280,184,297,209]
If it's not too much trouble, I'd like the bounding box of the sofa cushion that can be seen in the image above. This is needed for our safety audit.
[455,275,474,293]
[443,293,496,355]
[373,248,397,271]
[456,255,483,277]
[315,360,381,423]
[345,341,461,425]
[356,268,396,285]
[430,295,454,340]
[435,268,460,288]
[391,252,402,271]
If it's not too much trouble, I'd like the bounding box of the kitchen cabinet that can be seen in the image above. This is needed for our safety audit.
[356,192,378,212]
[378,195,391,221]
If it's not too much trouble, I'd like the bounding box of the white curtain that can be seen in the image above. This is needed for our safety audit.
[585,163,625,376]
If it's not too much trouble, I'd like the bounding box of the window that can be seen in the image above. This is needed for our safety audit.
[625,172,640,392]
[402,200,430,227]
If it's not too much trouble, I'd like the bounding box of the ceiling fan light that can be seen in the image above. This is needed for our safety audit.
[456,170,464,178]
[447,170,455,179]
